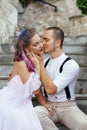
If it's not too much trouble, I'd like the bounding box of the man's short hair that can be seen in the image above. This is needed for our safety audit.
[45,27,64,48]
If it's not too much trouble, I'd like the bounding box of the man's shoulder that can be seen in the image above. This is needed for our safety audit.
[64,58,80,71]
[64,54,78,65]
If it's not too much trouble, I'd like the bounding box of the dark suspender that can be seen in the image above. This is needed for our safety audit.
[44,58,50,67]
[59,57,71,99]
[44,57,71,99]
[44,58,50,97]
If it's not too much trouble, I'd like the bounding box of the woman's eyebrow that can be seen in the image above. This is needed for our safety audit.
[32,39,42,45]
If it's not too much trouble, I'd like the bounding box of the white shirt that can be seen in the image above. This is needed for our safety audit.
[45,53,80,102]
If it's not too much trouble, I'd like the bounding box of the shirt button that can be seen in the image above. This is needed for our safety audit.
[55,96,57,99]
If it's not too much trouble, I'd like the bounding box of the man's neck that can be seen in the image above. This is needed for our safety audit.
[51,49,63,59]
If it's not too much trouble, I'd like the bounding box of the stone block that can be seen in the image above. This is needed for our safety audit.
[0,0,18,43]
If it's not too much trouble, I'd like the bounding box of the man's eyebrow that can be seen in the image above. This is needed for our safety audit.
[43,37,49,40]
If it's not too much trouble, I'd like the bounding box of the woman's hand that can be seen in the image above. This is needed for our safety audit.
[8,73,12,81]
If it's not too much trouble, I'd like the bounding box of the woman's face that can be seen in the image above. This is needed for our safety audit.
[29,34,43,56]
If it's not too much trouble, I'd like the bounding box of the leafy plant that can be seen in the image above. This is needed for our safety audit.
[76,0,87,15]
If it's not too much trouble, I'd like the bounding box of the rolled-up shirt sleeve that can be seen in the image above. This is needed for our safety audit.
[53,60,80,93]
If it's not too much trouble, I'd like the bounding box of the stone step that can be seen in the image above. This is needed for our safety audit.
[1,34,87,53]
[0,43,87,54]
[8,35,87,46]
[64,35,87,46]
[0,64,87,74]
[0,52,87,64]
[63,46,87,54]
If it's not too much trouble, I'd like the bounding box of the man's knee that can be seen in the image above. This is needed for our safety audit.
[80,121,87,130]
[75,120,87,130]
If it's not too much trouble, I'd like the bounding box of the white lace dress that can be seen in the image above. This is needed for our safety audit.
[0,72,43,130]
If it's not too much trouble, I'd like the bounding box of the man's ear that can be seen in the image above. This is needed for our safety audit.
[55,39,61,47]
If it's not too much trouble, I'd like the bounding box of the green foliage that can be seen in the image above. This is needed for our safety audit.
[76,0,87,15]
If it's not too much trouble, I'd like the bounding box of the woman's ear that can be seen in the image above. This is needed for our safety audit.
[24,49,29,56]
[24,46,29,52]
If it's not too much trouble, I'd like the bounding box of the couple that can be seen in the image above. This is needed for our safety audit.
[0,27,87,130]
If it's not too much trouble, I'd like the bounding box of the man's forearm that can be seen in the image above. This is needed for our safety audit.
[40,62,57,95]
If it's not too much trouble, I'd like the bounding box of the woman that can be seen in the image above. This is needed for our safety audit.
[0,29,53,130]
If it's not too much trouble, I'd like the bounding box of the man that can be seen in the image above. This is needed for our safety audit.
[29,27,87,130]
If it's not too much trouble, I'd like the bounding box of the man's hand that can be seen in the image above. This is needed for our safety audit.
[28,52,44,76]
[8,73,12,81]
[28,52,40,68]
[28,52,43,67]
[44,103,54,118]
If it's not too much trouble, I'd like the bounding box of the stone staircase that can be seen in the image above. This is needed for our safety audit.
[0,35,87,130]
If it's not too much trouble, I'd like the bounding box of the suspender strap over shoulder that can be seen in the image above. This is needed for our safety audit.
[59,57,71,100]
[44,58,50,97]
[60,57,71,73]
[44,58,50,67]
[44,57,71,99]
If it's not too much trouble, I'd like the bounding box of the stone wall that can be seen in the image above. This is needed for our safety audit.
[0,0,18,43]
[0,0,87,43]
[18,0,87,36]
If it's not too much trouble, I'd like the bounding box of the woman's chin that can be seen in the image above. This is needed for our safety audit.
[34,51,43,56]
[37,53,43,57]
[39,51,44,55]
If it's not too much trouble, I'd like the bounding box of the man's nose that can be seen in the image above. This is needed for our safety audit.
[40,41,43,47]
[43,40,45,45]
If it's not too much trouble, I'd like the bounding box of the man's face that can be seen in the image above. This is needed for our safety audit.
[29,34,43,56]
[43,30,56,53]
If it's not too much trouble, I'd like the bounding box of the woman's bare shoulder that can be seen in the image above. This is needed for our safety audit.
[11,61,27,75]
[9,61,30,83]
[14,60,26,67]
[14,60,28,72]
[14,61,30,83]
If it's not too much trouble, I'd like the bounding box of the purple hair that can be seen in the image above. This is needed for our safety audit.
[14,29,36,72]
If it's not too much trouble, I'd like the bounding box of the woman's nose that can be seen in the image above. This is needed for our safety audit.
[39,41,43,48]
